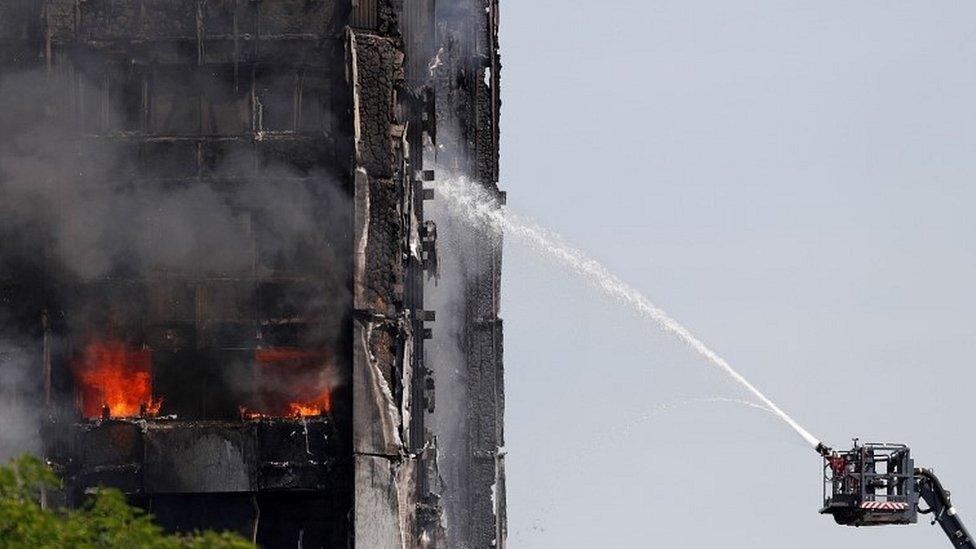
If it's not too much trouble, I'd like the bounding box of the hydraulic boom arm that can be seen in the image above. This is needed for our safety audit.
[916,468,975,549]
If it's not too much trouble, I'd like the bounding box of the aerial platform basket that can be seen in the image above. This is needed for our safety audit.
[820,441,918,526]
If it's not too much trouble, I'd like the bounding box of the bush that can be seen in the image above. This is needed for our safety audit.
[0,455,253,548]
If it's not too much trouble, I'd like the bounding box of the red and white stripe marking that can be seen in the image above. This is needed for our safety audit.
[860,501,909,511]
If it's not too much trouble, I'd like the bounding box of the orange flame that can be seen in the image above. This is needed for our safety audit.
[251,347,334,419]
[288,389,333,418]
[73,340,161,419]
[239,406,266,420]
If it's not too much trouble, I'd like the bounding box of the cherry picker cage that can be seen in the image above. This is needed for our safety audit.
[820,441,918,526]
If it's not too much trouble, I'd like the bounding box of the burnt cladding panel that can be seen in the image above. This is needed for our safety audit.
[76,422,143,467]
[144,425,256,493]
[67,423,145,497]
[351,34,401,180]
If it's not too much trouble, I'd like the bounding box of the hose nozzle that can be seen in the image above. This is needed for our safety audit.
[816,442,833,458]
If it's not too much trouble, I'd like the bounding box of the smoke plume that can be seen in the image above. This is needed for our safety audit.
[0,67,352,452]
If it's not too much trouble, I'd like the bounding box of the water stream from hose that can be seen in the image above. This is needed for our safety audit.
[438,178,823,450]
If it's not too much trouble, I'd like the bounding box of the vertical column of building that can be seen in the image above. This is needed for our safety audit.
[349,5,444,544]
[426,0,505,547]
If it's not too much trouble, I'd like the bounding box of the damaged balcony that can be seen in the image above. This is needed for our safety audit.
[52,416,344,496]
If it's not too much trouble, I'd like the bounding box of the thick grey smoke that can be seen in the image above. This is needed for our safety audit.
[0,71,349,282]
[0,68,352,453]
[0,338,41,461]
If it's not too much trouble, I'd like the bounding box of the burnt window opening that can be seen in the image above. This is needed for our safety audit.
[62,202,352,422]
[73,63,344,138]
[254,66,298,132]
[79,62,343,138]
[78,71,107,134]
[152,68,202,135]
[81,63,147,133]
[201,67,251,136]
[79,63,146,134]
[140,141,200,178]
[254,67,336,134]
[299,70,335,133]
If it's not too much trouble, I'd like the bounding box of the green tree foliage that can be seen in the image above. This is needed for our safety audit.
[0,455,253,548]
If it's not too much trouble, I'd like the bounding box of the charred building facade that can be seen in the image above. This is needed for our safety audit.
[0,1,502,547]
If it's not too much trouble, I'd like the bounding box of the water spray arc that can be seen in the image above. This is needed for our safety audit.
[438,178,825,452]
[439,178,976,549]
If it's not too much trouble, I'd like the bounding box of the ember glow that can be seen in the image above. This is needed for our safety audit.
[288,389,333,418]
[239,391,331,420]
[253,348,335,418]
[73,340,161,419]
[239,406,266,421]
[255,348,330,364]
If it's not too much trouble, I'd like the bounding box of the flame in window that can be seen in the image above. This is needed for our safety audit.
[72,339,161,419]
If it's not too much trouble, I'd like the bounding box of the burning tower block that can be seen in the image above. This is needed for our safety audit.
[0,0,503,547]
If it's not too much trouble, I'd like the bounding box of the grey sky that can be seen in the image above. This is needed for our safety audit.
[499,2,976,547]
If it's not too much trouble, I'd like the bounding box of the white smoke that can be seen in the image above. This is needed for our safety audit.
[0,340,41,460]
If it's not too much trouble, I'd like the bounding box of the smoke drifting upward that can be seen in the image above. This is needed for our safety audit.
[0,67,352,443]
[0,71,350,283]
[437,177,824,451]
[0,339,42,461]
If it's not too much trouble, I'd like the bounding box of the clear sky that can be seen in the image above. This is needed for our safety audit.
[498,2,976,547]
